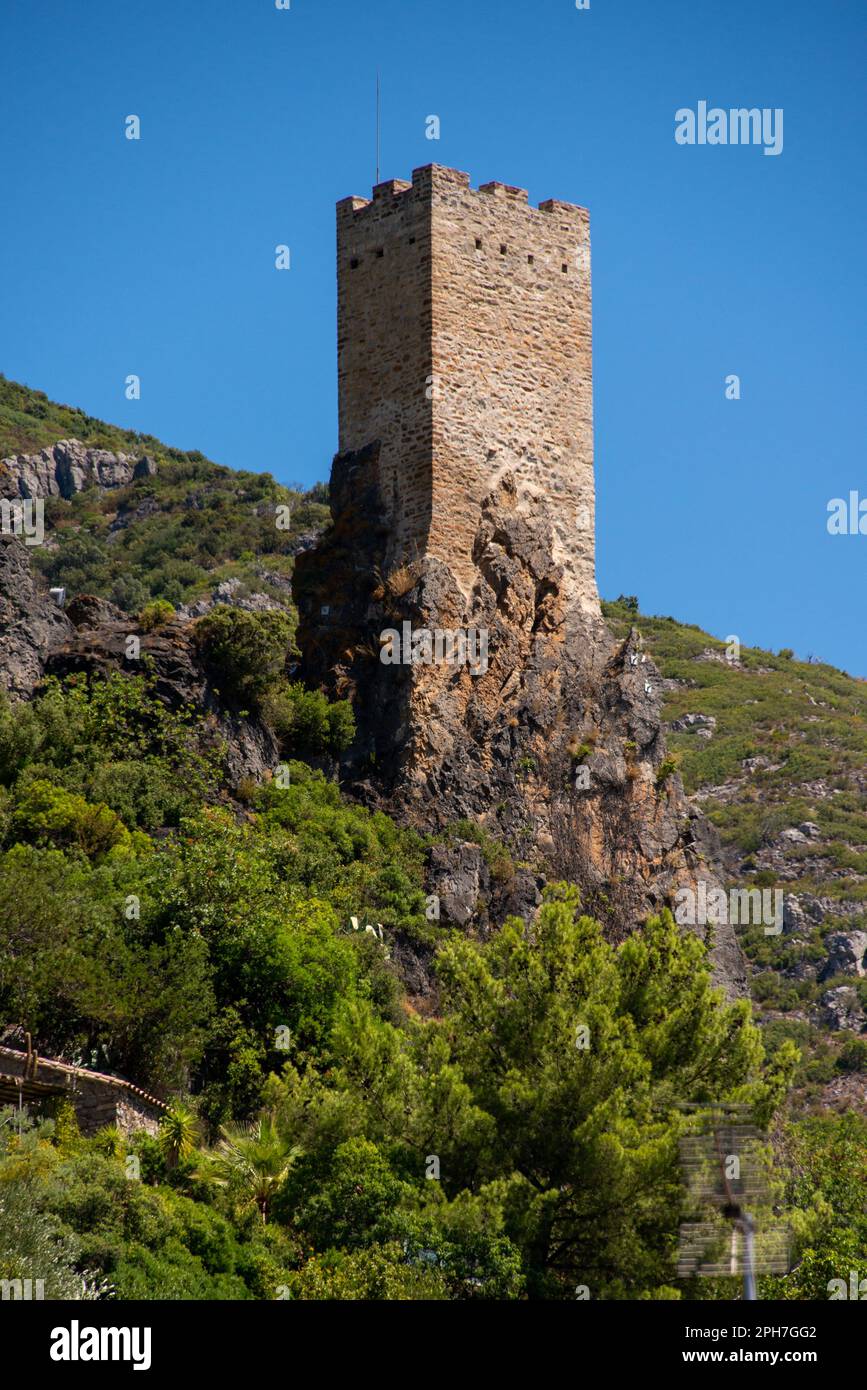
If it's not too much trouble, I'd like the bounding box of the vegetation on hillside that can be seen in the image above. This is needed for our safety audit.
[0,658,857,1302]
[603,598,867,1111]
[0,375,329,614]
[0,386,863,1300]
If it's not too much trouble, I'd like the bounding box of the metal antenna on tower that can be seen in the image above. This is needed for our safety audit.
[376,71,381,184]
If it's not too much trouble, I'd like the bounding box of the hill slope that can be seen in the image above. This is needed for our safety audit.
[0,379,864,1300]
[0,375,328,616]
[605,598,867,1108]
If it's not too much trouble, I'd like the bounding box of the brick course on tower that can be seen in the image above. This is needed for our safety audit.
[337,163,598,614]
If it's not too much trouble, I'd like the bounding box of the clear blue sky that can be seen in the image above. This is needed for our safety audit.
[2,0,865,673]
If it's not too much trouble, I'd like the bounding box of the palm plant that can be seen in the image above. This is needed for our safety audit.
[93,1125,124,1160]
[157,1103,200,1170]
[206,1114,300,1224]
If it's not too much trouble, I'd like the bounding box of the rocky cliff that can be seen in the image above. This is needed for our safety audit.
[0,535,279,786]
[0,439,156,500]
[0,533,73,699]
[0,427,749,997]
[295,444,747,995]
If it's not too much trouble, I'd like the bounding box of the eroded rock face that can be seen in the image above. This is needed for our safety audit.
[45,605,279,787]
[0,439,156,500]
[296,451,748,996]
[428,843,488,927]
[0,534,73,699]
[0,536,279,787]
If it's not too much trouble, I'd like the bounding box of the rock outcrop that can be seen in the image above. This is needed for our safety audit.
[0,539,278,787]
[45,599,279,787]
[0,534,73,699]
[0,439,156,500]
[296,447,748,995]
[818,986,867,1034]
[819,931,867,981]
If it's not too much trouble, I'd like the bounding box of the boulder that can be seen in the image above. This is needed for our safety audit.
[818,986,867,1034]
[668,713,717,739]
[819,931,867,981]
[780,827,809,846]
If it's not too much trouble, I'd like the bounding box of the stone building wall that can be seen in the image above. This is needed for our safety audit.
[337,163,598,614]
[336,177,433,563]
[0,1046,166,1137]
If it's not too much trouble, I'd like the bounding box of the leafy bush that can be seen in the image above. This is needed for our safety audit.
[0,844,212,1091]
[837,1037,867,1073]
[260,682,355,756]
[0,675,220,831]
[0,1115,103,1299]
[194,607,293,702]
[10,779,136,858]
[138,599,175,632]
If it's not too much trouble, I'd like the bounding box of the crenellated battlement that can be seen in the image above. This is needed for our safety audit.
[338,163,588,221]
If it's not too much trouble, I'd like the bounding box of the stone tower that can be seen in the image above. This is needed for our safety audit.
[336,164,598,615]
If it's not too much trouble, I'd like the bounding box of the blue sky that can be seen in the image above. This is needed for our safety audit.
[1,0,865,673]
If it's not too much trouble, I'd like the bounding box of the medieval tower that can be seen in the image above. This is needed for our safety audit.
[336,163,598,615]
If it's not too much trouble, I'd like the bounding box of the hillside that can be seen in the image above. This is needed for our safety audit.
[0,375,329,616]
[0,379,864,1302]
[3,372,865,1077]
[604,598,867,1109]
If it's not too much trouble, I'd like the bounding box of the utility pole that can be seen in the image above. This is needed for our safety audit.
[715,1120,757,1301]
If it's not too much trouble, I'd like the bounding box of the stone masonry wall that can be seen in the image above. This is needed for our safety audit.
[429,168,596,611]
[337,178,432,567]
[337,164,597,615]
[0,1046,166,1138]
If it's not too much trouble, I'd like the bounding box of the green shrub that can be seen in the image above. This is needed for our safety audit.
[138,599,175,632]
[260,682,355,756]
[655,755,679,787]
[194,606,293,701]
[10,779,134,858]
[0,674,219,831]
[837,1037,867,1073]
